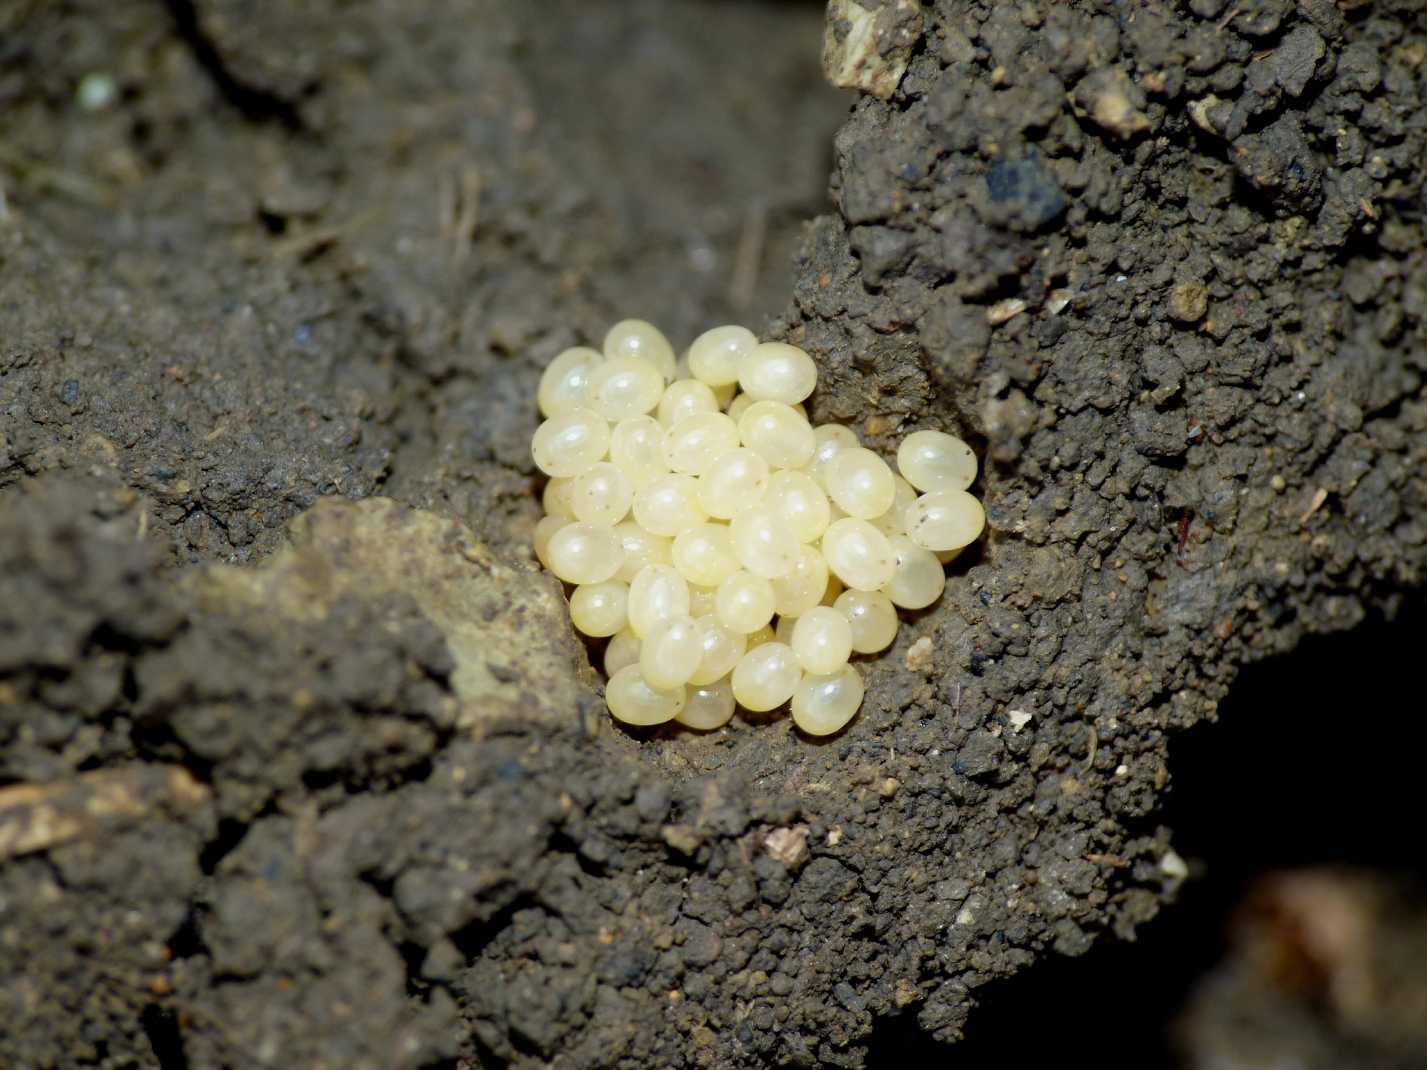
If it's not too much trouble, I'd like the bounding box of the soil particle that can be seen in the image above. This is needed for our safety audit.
[983,151,1067,232]
[1168,282,1210,325]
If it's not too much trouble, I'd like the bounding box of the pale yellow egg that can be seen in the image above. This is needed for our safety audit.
[904,489,985,552]
[531,407,610,478]
[730,505,801,579]
[791,664,864,736]
[790,606,853,675]
[672,523,740,588]
[664,412,740,476]
[882,534,945,610]
[606,665,685,726]
[633,474,707,536]
[731,642,801,712]
[688,324,757,387]
[897,429,977,492]
[738,341,817,405]
[715,570,776,634]
[658,379,719,427]
[821,517,896,591]
[824,447,896,520]
[640,614,705,690]
[627,563,691,638]
[677,678,737,730]
[603,629,642,676]
[697,447,770,519]
[546,522,624,584]
[770,544,830,619]
[603,319,677,380]
[570,462,633,526]
[764,469,831,543]
[613,521,673,583]
[588,356,665,420]
[833,589,899,654]
[537,346,604,417]
[737,400,815,469]
[687,616,747,686]
[610,415,671,490]
[569,580,629,637]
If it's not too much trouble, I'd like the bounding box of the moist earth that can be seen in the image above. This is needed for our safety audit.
[2,0,1425,1067]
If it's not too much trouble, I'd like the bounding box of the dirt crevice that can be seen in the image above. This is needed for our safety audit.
[161,0,304,128]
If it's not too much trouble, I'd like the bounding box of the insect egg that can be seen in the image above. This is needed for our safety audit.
[545,522,623,585]
[731,642,801,712]
[904,489,986,553]
[791,665,864,736]
[639,614,705,690]
[538,346,604,417]
[570,462,632,526]
[824,447,896,520]
[716,571,777,634]
[531,321,985,736]
[737,400,816,469]
[790,606,853,675]
[604,318,677,380]
[688,324,757,386]
[569,580,629,637]
[821,518,896,592]
[678,678,737,730]
[738,341,818,405]
[531,407,610,478]
[588,357,665,420]
[897,429,978,492]
[606,664,686,726]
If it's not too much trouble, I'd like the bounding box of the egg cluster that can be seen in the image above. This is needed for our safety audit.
[531,320,985,736]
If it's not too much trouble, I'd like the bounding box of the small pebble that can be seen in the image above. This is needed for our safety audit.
[1168,282,1209,324]
[905,635,935,673]
[76,72,118,112]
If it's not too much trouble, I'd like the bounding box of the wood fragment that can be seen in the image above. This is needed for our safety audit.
[0,765,210,860]
[987,297,1027,325]
[1298,486,1329,525]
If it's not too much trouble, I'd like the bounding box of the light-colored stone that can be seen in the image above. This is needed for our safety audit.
[905,634,934,672]
[188,497,593,730]
[1075,67,1151,139]
[764,824,811,867]
[823,0,924,100]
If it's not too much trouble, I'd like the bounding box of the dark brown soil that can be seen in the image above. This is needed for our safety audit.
[2,1,1426,1067]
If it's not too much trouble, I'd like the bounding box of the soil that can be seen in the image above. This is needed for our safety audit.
[2,1,1426,1068]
